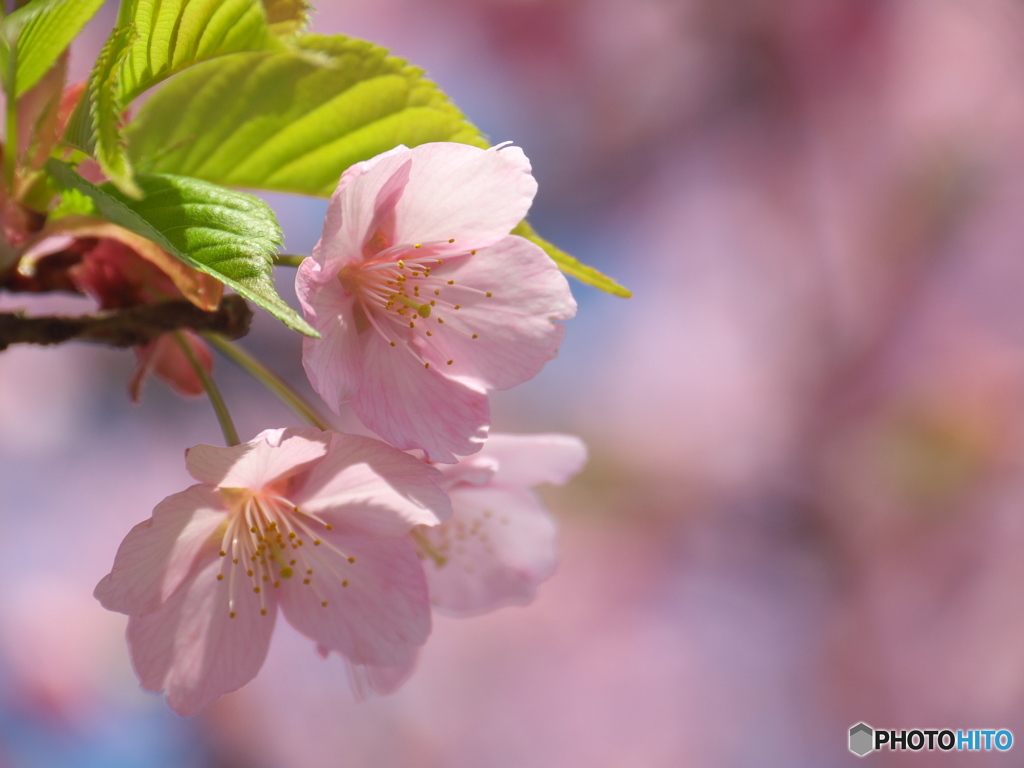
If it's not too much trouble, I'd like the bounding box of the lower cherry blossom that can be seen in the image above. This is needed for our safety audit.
[414,433,587,616]
[94,428,452,716]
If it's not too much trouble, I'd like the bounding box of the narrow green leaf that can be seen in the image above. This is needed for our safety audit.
[3,0,105,97]
[116,0,275,103]
[126,34,487,196]
[46,159,316,335]
[513,221,632,298]
[92,24,140,197]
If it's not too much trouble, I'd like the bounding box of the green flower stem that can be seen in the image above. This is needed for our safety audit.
[174,331,240,446]
[4,58,16,192]
[272,254,307,268]
[203,332,331,431]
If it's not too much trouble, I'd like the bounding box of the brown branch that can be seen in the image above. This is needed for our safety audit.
[0,294,253,351]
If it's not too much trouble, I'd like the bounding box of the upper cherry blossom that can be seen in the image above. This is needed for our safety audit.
[415,433,587,616]
[94,428,451,716]
[296,142,577,463]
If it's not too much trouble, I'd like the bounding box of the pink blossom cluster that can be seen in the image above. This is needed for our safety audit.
[94,142,586,715]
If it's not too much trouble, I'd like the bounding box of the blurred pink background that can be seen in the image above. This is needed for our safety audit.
[5,0,1024,765]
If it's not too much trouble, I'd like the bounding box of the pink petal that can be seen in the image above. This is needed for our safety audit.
[278,533,430,667]
[126,557,277,717]
[293,432,451,535]
[296,264,364,412]
[473,433,588,487]
[417,236,576,390]
[389,143,537,252]
[313,146,415,271]
[353,330,490,463]
[185,428,329,489]
[94,485,225,615]
[419,486,557,617]
[344,654,420,700]
[129,332,211,402]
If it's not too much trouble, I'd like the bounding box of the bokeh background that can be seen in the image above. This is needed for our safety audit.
[5,0,1024,765]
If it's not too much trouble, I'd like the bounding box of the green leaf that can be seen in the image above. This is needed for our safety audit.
[513,221,632,298]
[125,32,627,297]
[46,159,316,335]
[116,0,275,103]
[126,34,487,196]
[3,0,106,97]
[91,24,140,197]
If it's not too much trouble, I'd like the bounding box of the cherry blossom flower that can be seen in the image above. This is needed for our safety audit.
[296,142,577,463]
[415,433,587,616]
[94,427,452,716]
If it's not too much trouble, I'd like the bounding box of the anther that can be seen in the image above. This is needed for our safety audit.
[447,360,454,365]
[486,292,493,297]
[325,525,333,530]
[230,611,237,619]
[448,238,455,243]
[261,609,268,615]
[472,334,478,339]
[321,601,329,607]
[219,550,226,557]
[447,280,455,285]
[247,569,254,577]
[253,587,261,593]
[424,362,430,369]
[342,580,349,587]
[304,578,311,584]
[348,556,356,563]
[216,574,224,581]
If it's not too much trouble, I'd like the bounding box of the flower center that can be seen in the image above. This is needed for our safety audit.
[214,489,353,618]
[341,238,494,370]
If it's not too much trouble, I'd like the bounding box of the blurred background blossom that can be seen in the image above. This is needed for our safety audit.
[7,0,1024,764]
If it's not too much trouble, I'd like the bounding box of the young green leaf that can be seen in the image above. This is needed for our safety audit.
[116,0,275,103]
[126,34,486,196]
[91,24,140,197]
[3,0,106,97]
[46,159,316,335]
[126,33,630,298]
[512,221,632,298]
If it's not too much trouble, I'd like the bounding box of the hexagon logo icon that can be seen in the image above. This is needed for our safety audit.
[849,723,874,757]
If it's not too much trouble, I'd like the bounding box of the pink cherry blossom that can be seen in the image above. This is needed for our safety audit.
[94,427,452,716]
[415,433,587,616]
[296,142,577,463]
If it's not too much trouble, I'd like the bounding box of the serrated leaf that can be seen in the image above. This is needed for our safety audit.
[91,24,140,197]
[46,159,316,335]
[116,0,275,103]
[126,34,487,196]
[513,221,632,298]
[3,0,106,97]
[124,32,624,296]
